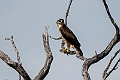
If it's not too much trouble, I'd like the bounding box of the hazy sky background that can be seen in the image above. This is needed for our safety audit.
[0,0,120,80]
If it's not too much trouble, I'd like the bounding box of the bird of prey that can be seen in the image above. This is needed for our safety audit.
[56,18,83,56]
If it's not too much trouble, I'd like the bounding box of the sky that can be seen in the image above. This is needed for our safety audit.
[0,0,120,80]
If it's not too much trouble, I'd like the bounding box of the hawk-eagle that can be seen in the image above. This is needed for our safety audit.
[56,19,83,56]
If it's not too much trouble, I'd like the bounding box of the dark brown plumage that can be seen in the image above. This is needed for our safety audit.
[56,19,83,56]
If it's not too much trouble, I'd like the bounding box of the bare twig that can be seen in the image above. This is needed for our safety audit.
[81,0,120,80]
[5,35,21,65]
[95,50,97,55]
[0,50,31,80]
[50,36,62,40]
[102,49,120,80]
[34,27,53,80]
[107,58,120,77]
[5,35,21,80]
[65,0,73,25]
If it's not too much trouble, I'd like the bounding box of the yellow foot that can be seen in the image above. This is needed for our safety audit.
[63,48,70,55]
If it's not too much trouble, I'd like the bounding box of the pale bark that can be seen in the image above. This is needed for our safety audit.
[0,50,31,80]
[34,27,53,80]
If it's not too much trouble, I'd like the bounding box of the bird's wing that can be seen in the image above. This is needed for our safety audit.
[59,25,81,47]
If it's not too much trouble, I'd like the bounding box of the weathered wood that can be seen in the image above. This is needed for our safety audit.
[34,27,53,80]
[102,49,120,80]
[81,0,120,80]
[0,50,31,80]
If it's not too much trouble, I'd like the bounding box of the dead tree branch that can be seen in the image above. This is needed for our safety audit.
[102,49,120,80]
[81,0,120,80]
[50,36,62,40]
[107,58,120,77]
[34,27,53,80]
[0,50,31,80]
[102,0,120,35]
[5,35,21,80]
[5,35,21,65]
[65,0,73,25]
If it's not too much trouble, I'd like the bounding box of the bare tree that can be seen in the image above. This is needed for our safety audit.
[0,0,120,80]
[0,27,53,80]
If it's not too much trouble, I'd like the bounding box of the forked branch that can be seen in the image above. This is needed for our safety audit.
[0,50,31,80]
[102,49,120,80]
[81,0,120,80]
[34,27,53,80]
[1,28,53,80]
[5,35,21,80]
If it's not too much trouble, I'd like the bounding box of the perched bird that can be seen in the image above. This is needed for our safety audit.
[56,18,83,56]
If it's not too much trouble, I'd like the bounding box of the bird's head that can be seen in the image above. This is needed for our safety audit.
[56,19,64,25]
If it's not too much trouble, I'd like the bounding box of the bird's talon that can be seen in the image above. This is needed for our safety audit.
[63,48,70,55]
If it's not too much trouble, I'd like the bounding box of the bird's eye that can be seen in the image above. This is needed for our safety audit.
[57,19,64,23]
[58,20,62,23]
[58,20,61,22]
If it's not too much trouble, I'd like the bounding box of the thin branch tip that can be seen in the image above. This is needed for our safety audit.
[95,50,97,55]
[65,0,73,25]
[5,38,10,40]
[103,49,120,80]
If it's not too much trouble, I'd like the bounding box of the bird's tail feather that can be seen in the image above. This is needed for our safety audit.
[76,47,83,56]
